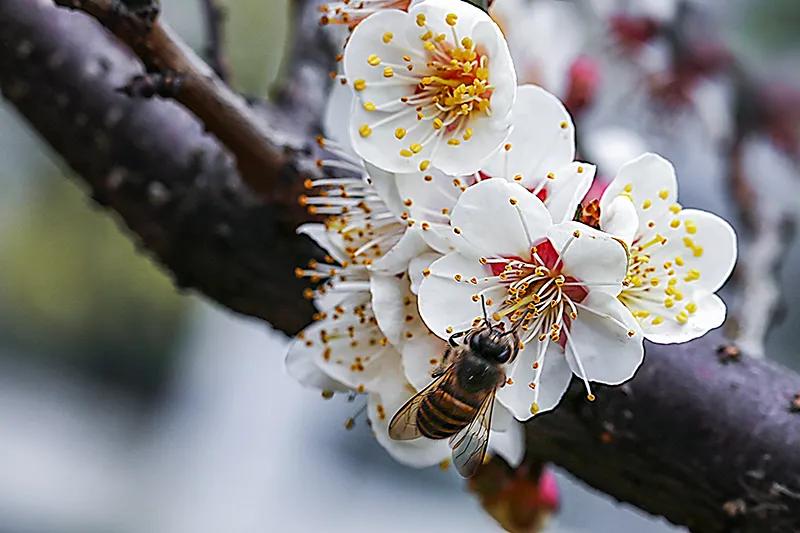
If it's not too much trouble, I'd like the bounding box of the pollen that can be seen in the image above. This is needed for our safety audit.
[446,13,458,26]
[530,402,540,415]
[382,32,393,44]
[419,160,431,171]
[642,199,652,210]
[560,121,569,129]
[367,54,381,66]
[353,79,366,91]
[359,124,372,137]
[658,189,669,200]
[363,102,376,112]
[416,13,426,26]
[395,128,407,139]
[383,66,394,78]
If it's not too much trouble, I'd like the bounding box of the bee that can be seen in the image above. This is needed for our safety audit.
[389,298,520,477]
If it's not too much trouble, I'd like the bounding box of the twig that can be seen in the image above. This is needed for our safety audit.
[199,0,231,82]
[53,0,295,198]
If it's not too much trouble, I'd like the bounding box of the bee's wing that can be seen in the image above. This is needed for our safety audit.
[388,368,452,441]
[449,388,495,478]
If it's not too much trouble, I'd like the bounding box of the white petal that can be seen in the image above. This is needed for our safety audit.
[297,223,349,265]
[547,221,628,295]
[410,0,490,36]
[450,178,552,260]
[401,326,448,391]
[418,252,505,339]
[652,208,737,295]
[601,153,678,238]
[349,102,425,173]
[408,252,443,294]
[323,81,357,158]
[370,227,430,274]
[482,85,575,183]
[370,273,409,346]
[364,162,406,218]
[470,19,516,120]
[489,419,525,468]
[343,10,418,105]
[285,336,350,393]
[296,295,395,392]
[567,292,644,385]
[368,356,452,468]
[543,162,595,224]
[433,113,511,176]
[496,343,573,421]
[600,194,640,246]
[641,293,727,344]
[396,169,463,253]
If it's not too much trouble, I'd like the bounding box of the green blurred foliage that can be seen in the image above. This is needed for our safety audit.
[0,176,188,397]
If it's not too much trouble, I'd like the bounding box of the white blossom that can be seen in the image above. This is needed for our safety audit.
[343,0,517,175]
[599,153,737,343]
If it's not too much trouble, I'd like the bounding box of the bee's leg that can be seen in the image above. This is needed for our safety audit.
[448,330,467,348]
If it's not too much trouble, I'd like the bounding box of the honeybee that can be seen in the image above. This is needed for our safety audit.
[389,299,520,477]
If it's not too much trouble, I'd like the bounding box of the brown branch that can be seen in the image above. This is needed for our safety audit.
[199,0,231,82]
[2,1,800,531]
[53,0,295,198]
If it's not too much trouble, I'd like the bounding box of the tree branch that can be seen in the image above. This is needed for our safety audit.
[2,1,800,531]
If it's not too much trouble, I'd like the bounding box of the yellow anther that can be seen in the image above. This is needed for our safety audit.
[447,138,461,146]
[664,298,674,309]
[400,149,413,157]
[670,219,680,228]
[367,54,381,66]
[419,160,431,171]
[409,143,423,154]
[359,124,372,137]
[686,302,697,314]
[363,102,376,112]
[642,199,652,210]
[463,128,473,141]
[675,256,685,266]
[685,220,697,234]
[684,269,701,282]
[433,118,444,129]
[577,166,585,174]
[669,203,682,214]
[560,121,569,129]
[416,13,426,26]
[446,13,458,26]
[394,128,407,140]
[382,32,393,44]
[461,37,473,49]
[353,79,366,91]
[530,402,540,414]
[658,189,669,200]
[652,316,664,325]
[676,311,689,325]
[420,30,433,41]
[383,66,394,78]
[624,183,633,193]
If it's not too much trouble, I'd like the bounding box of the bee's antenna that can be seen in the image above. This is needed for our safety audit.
[480,294,493,332]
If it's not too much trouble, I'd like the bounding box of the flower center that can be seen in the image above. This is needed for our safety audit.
[485,239,588,347]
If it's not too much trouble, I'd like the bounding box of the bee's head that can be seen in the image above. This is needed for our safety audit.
[469,327,518,364]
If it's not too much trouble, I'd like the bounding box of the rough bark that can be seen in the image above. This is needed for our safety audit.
[1,0,799,531]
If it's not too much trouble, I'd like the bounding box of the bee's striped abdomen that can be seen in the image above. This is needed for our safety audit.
[416,373,487,440]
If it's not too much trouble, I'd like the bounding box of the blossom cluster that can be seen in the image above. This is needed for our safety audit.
[287,0,737,471]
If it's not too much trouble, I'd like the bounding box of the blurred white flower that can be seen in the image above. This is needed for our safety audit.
[343,0,516,175]
[599,153,737,343]
[392,85,594,254]
[418,179,643,421]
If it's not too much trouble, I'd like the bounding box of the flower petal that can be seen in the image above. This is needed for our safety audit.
[566,292,644,385]
[496,342,573,421]
[370,272,410,346]
[365,162,406,218]
[434,113,511,176]
[285,337,350,393]
[418,252,505,339]
[543,162,595,224]
[409,251,443,294]
[396,169,464,253]
[297,223,349,265]
[482,85,575,183]
[401,326,448,391]
[547,221,628,295]
[370,226,430,274]
[323,80,357,158]
[600,153,678,238]
[450,178,552,260]
[640,293,727,344]
[600,194,640,246]
[489,419,525,468]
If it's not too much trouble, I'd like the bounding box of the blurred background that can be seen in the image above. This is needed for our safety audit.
[0,0,798,531]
